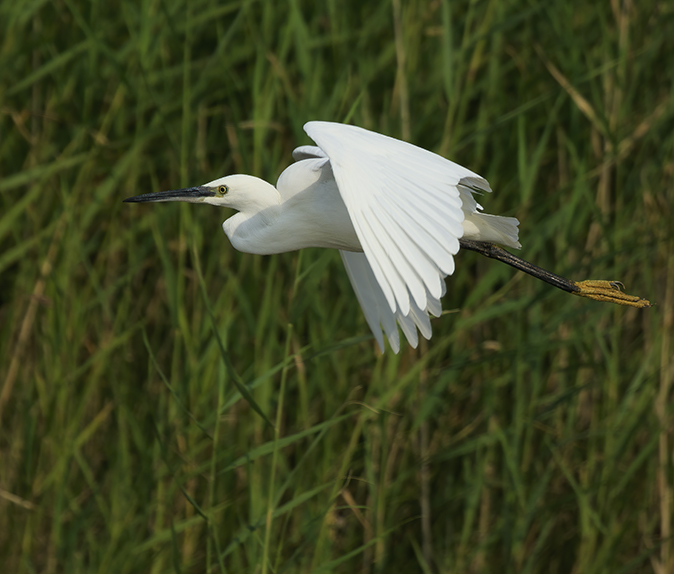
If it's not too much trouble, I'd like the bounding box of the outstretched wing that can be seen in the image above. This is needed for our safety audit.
[340,251,445,353]
[305,121,490,318]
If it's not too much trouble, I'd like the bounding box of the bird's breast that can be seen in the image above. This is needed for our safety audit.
[222,180,362,255]
[273,183,362,252]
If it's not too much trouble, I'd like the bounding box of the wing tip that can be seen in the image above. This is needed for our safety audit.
[304,120,333,137]
[387,333,401,354]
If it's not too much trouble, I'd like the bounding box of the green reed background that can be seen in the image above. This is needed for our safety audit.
[1,0,673,572]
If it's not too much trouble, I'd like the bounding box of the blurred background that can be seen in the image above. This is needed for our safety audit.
[1,0,673,572]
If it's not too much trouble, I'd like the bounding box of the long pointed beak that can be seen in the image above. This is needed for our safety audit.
[123,186,214,204]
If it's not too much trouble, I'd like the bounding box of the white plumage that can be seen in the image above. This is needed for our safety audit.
[125,121,521,353]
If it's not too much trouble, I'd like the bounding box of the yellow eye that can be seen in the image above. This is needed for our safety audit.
[217,185,228,196]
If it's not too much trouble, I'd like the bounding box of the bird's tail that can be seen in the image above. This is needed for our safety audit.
[463,213,521,249]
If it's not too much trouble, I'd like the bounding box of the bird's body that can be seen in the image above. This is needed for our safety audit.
[126,121,522,352]
[225,155,521,257]
[223,159,361,254]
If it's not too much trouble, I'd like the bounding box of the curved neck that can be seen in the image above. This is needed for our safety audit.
[220,177,282,254]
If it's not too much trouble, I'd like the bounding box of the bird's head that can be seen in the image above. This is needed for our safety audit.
[123,175,279,211]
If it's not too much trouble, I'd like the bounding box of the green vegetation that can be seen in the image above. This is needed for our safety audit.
[1,0,673,572]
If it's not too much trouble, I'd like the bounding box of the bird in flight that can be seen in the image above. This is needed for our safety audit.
[125,121,650,352]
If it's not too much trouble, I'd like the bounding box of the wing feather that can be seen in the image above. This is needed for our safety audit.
[307,122,492,351]
[306,121,478,314]
[341,252,442,351]
[355,210,411,313]
[292,145,327,160]
[379,195,457,277]
[396,311,419,348]
[377,172,465,247]
[374,202,442,305]
[368,205,429,310]
[408,298,432,339]
[340,251,400,353]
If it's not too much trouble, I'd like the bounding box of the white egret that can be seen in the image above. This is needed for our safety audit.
[125,121,650,353]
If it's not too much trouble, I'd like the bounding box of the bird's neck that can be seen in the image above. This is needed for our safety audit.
[221,178,284,255]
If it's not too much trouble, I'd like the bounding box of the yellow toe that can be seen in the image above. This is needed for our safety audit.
[572,280,652,308]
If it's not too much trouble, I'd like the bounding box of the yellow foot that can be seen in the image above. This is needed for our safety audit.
[572,280,652,308]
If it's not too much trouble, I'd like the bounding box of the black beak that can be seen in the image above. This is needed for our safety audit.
[123,186,213,203]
